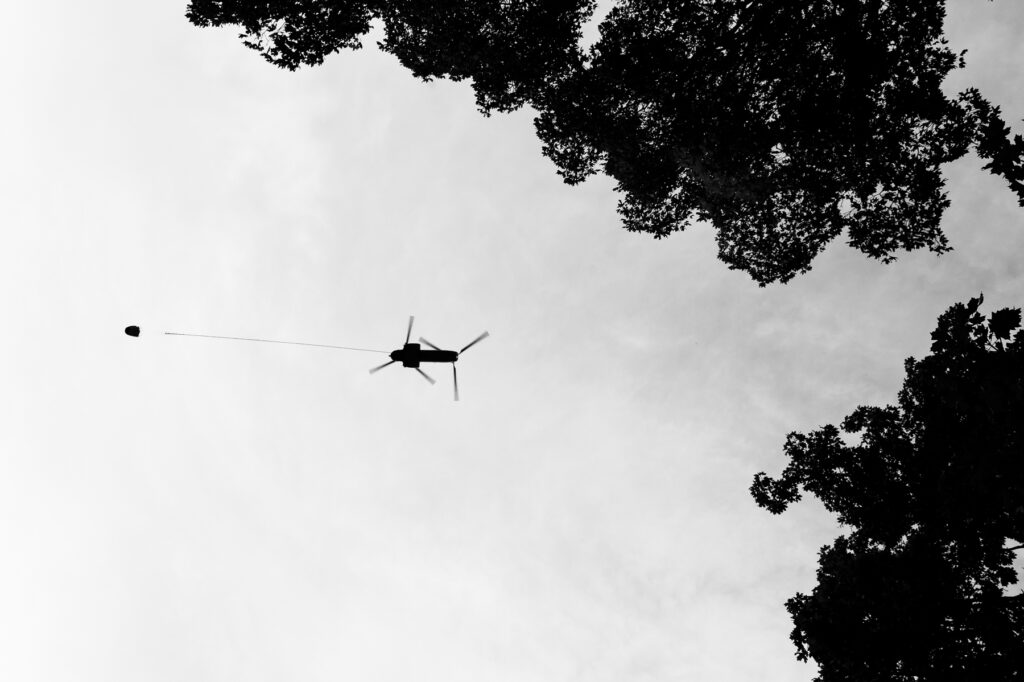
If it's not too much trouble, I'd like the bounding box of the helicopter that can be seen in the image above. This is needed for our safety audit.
[126,317,487,401]
[369,316,489,401]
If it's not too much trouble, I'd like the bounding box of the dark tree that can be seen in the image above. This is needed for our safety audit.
[752,296,1024,680]
[185,0,595,112]
[186,1,1024,284]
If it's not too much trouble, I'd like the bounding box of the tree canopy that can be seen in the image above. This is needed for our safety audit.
[186,1,1024,284]
[185,0,595,112]
[752,296,1024,680]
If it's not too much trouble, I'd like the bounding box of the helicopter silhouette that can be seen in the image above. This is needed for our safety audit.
[369,316,489,401]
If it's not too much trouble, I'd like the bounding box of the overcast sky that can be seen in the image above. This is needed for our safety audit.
[3,2,1024,681]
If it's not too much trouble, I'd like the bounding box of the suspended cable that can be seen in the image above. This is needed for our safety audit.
[164,331,388,354]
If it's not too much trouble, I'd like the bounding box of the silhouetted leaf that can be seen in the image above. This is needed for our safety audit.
[990,308,1022,341]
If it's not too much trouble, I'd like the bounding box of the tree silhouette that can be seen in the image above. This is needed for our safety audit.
[752,296,1024,680]
[185,0,595,112]
[186,1,1024,284]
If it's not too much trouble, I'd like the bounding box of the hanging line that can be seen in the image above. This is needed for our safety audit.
[164,331,388,354]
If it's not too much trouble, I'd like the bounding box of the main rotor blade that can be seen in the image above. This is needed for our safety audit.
[419,337,442,351]
[415,367,436,385]
[369,359,397,374]
[405,316,414,345]
[453,364,459,402]
[459,331,490,354]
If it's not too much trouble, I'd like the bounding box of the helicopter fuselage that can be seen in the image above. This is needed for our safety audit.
[370,319,488,400]
[390,343,458,368]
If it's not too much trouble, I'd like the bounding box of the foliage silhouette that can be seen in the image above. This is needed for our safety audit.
[185,0,595,112]
[186,1,1024,284]
[752,296,1024,680]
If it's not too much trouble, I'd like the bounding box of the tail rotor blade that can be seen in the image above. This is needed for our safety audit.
[369,359,397,374]
[419,337,442,351]
[459,331,490,354]
[453,364,459,401]
[415,367,436,385]
[405,316,414,345]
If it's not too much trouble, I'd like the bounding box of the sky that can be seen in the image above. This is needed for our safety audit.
[2,2,1024,681]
